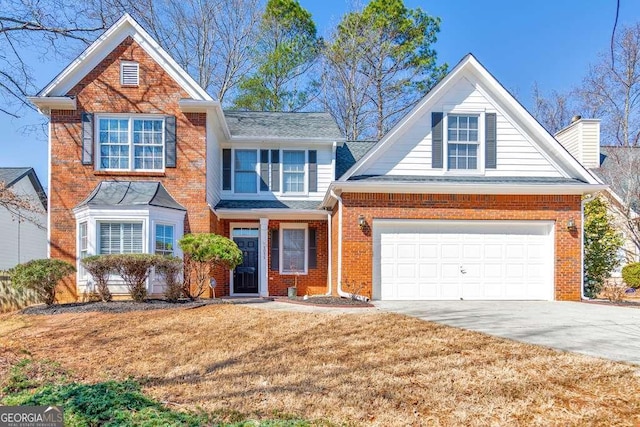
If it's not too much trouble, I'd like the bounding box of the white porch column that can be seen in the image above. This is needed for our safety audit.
[259,217,269,297]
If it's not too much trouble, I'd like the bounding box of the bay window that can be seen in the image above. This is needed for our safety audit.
[155,224,174,256]
[98,222,143,254]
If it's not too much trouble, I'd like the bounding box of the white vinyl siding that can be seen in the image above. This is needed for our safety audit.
[98,222,143,254]
[361,77,563,178]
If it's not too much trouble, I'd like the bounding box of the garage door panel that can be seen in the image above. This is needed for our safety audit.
[375,220,554,301]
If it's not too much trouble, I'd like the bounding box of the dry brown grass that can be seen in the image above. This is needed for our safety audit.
[1,305,639,426]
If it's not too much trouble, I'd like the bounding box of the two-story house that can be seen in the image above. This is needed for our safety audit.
[29,14,604,303]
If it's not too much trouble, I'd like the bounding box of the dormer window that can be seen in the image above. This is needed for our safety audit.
[121,61,139,86]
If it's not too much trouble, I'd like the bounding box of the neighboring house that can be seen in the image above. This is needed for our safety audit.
[29,14,604,303]
[0,167,47,270]
[556,118,640,276]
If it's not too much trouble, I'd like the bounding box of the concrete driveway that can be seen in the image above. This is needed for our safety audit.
[374,300,640,365]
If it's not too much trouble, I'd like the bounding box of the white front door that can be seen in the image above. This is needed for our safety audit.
[374,220,555,301]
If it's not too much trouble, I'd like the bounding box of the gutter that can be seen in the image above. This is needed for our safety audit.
[329,190,369,301]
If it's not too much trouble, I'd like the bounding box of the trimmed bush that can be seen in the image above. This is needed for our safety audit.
[155,256,183,302]
[622,262,640,289]
[110,254,164,302]
[178,233,242,299]
[81,256,115,302]
[10,259,75,305]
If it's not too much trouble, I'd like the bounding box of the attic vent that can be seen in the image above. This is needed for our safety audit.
[120,61,139,86]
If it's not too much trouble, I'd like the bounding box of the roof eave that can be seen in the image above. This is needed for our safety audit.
[228,136,345,145]
[214,208,328,220]
[27,96,76,115]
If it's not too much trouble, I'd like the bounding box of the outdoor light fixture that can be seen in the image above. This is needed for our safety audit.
[567,218,577,231]
[358,214,366,230]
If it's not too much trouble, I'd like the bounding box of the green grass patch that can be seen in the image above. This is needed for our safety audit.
[1,358,330,426]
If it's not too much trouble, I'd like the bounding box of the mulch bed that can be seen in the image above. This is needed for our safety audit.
[20,299,228,315]
[277,296,373,307]
[583,299,640,308]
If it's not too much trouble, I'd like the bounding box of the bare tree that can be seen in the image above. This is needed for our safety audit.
[0,0,107,117]
[577,23,640,147]
[531,82,574,134]
[0,181,45,229]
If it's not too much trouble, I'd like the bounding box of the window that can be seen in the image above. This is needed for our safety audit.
[234,150,257,193]
[281,225,307,274]
[447,115,479,170]
[121,61,139,86]
[98,116,164,171]
[155,224,174,256]
[99,222,143,254]
[79,222,88,277]
[283,150,305,193]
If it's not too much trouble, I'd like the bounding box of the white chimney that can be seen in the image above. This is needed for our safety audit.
[554,116,601,169]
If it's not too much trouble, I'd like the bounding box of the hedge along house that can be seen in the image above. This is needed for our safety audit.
[29,14,604,302]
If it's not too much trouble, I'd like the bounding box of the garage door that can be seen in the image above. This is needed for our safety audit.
[373,220,554,301]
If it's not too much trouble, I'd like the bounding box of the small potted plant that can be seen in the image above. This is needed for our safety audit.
[287,258,302,298]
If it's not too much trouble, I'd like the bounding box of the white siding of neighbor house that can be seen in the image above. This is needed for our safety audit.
[0,176,47,270]
[206,114,222,207]
[220,143,334,200]
[362,76,563,178]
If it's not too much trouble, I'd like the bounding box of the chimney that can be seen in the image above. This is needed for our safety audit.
[554,116,601,169]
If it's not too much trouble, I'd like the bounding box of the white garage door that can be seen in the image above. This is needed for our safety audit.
[373,220,555,301]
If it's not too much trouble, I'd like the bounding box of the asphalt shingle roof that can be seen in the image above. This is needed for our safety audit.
[223,111,343,140]
[0,167,32,187]
[215,199,321,210]
[335,141,377,179]
[77,181,186,211]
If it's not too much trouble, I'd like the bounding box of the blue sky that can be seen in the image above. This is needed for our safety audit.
[2,0,639,188]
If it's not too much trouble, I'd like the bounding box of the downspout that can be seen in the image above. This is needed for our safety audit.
[581,194,593,300]
[329,189,369,301]
[326,211,332,295]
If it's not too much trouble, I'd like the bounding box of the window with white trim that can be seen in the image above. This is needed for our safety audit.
[99,222,143,254]
[282,150,305,193]
[447,115,479,170]
[121,61,139,86]
[280,224,307,274]
[155,224,174,256]
[79,221,88,277]
[234,150,257,193]
[98,116,165,171]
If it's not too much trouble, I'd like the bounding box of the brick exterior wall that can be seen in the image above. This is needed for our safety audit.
[215,219,329,297]
[332,193,582,301]
[49,37,211,302]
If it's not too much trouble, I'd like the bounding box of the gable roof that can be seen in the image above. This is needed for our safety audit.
[223,111,344,141]
[0,167,47,209]
[76,181,185,211]
[34,14,211,101]
[339,54,601,187]
[335,141,377,179]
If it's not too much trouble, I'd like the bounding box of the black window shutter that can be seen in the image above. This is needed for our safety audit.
[431,112,443,168]
[308,228,317,269]
[485,113,497,169]
[270,149,280,192]
[222,149,231,190]
[165,115,177,168]
[81,112,94,165]
[270,229,279,270]
[260,150,269,191]
[308,150,317,192]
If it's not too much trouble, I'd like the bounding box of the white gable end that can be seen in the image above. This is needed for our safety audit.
[360,74,563,178]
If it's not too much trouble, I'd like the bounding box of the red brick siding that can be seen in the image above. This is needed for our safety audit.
[49,37,210,302]
[337,193,582,301]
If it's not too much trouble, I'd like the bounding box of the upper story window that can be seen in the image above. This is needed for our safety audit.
[283,150,305,193]
[234,150,258,193]
[98,116,164,171]
[120,61,139,86]
[447,115,479,170]
[222,148,317,195]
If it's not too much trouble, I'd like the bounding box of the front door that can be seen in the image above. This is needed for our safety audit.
[233,237,259,294]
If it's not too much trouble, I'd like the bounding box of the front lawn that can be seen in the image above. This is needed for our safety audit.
[1,305,639,425]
